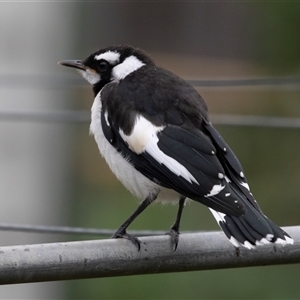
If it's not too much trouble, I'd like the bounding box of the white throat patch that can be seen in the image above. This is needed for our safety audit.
[78,69,101,85]
[112,55,145,80]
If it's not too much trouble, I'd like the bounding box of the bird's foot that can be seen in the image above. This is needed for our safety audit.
[166,227,180,251]
[111,229,141,251]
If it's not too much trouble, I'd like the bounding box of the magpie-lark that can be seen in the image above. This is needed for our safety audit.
[59,45,293,250]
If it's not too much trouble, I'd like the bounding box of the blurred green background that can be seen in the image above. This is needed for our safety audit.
[66,2,300,299]
[1,1,300,299]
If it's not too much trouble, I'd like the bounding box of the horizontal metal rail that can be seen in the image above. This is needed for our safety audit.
[0,226,299,285]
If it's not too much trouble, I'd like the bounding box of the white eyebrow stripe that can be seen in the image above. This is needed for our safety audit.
[95,51,120,64]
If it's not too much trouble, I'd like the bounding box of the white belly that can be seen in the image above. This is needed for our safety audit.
[89,93,180,203]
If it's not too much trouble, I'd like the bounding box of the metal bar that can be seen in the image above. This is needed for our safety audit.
[0,226,299,285]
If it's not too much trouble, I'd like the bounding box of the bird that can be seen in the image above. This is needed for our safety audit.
[59,44,293,250]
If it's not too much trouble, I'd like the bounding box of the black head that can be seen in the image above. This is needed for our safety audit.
[59,45,155,95]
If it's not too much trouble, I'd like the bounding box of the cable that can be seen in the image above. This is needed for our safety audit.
[1,74,300,89]
[0,75,299,238]
[0,110,90,123]
[0,222,182,237]
[189,76,300,88]
[210,114,300,129]
[1,110,300,130]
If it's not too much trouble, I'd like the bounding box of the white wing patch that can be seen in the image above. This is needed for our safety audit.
[112,55,145,80]
[240,181,250,191]
[95,51,120,64]
[205,184,225,197]
[104,111,110,127]
[119,115,198,184]
[90,93,162,200]
[119,115,162,154]
[224,175,231,183]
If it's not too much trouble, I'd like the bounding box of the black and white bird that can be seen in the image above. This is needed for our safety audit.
[59,45,293,250]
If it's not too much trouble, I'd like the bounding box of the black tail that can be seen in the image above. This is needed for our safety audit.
[210,203,293,249]
[202,120,293,248]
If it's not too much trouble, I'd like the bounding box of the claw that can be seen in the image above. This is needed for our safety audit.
[165,196,185,251]
[235,247,240,257]
[166,227,180,251]
[111,230,141,251]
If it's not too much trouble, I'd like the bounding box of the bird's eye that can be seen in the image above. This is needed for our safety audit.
[98,60,109,73]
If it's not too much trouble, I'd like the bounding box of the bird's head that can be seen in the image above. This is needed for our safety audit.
[58,45,155,95]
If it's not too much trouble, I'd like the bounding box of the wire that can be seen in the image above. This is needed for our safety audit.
[0,75,299,238]
[0,110,90,123]
[1,74,300,89]
[1,75,299,128]
[210,114,300,129]
[189,76,300,88]
[1,110,300,130]
[0,222,183,237]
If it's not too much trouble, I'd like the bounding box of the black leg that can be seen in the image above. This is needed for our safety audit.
[111,192,158,250]
[167,196,186,250]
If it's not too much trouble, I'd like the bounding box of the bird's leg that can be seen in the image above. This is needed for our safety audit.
[111,192,158,250]
[166,196,186,250]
